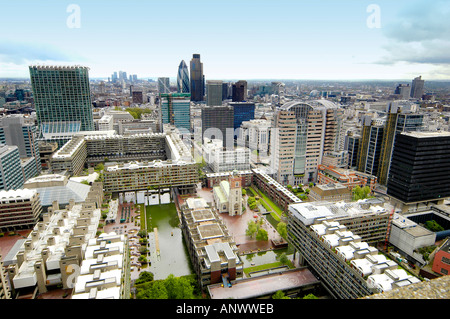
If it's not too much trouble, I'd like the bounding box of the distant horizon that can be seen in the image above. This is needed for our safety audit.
[1,1,450,81]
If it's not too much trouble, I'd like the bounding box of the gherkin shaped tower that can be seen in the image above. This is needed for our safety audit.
[177,60,190,93]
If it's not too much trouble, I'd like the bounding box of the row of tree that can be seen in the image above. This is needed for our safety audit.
[135,272,197,299]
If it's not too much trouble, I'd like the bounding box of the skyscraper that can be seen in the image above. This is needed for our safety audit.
[356,116,384,177]
[377,102,423,185]
[387,131,450,204]
[206,80,223,106]
[271,100,344,186]
[229,102,255,130]
[158,77,170,94]
[160,93,191,133]
[190,54,204,102]
[0,115,41,176]
[201,106,234,142]
[394,84,411,100]
[410,76,425,99]
[29,65,94,132]
[177,60,190,93]
[232,80,247,102]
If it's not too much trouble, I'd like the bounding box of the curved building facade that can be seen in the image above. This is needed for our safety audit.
[271,100,344,186]
[177,60,190,93]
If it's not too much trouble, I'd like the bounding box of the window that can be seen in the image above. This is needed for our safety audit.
[442,256,450,265]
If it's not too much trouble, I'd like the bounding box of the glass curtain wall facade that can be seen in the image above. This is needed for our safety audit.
[177,60,190,93]
[29,65,94,132]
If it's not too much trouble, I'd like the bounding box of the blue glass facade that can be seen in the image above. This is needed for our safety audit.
[230,102,255,130]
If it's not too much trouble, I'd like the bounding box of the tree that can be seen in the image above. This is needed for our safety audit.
[303,293,318,299]
[135,271,154,285]
[277,252,289,265]
[256,228,268,241]
[424,220,444,232]
[352,185,371,201]
[148,280,169,299]
[246,220,258,238]
[272,290,290,299]
[277,222,287,239]
[242,188,247,196]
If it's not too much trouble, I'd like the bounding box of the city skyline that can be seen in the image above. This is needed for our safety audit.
[1,0,449,80]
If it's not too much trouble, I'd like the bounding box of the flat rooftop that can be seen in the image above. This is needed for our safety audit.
[197,223,224,240]
[403,131,450,138]
[208,268,320,299]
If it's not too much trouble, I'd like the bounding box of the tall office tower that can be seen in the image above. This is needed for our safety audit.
[356,116,384,177]
[271,100,343,186]
[387,131,450,205]
[377,102,423,185]
[160,93,191,133]
[232,80,247,102]
[158,77,170,94]
[0,145,24,191]
[177,60,190,93]
[229,102,255,130]
[0,115,41,176]
[394,84,411,100]
[222,82,230,101]
[411,76,425,99]
[345,132,361,169]
[29,65,95,132]
[190,54,204,102]
[206,80,223,106]
[201,106,234,142]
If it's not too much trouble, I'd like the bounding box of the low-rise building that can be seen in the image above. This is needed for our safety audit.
[389,213,436,266]
[6,200,101,296]
[252,168,302,213]
[0,189,42,232]
[318,164,377,191]
[71,233,130,299]
[309,183,352,202]
[431,238,450,276]
[180,198,243,289]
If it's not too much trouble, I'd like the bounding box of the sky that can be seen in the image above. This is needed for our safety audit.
[1,0,449,80]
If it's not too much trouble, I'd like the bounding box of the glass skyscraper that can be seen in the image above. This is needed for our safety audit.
[29,65,95,132]
[160,93,191,133]
[177,60,190,93]
[190,54,204,102]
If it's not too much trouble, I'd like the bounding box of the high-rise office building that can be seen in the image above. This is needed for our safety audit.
[345,132,361,169]
[158,77,170,94]
[222,82,231,101]
[201,106,234,142]
[190,54,204,102]
[377,102,423,185]
[177,60,190,93]
[0,145,24,191]
[229,102,255,130]
[271,100,344,186]
[160,93,191,133]
[394,84,411,100]
[411,76,425,99]
[0,115,41,176]
[206,80,223,106]
[356,118,384,177]
[232,80,247,102]
[29,65,94,132]
[387,131,450,204]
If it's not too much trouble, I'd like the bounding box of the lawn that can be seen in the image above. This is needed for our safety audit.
[250,186,284,217]
[243,260,295,276]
